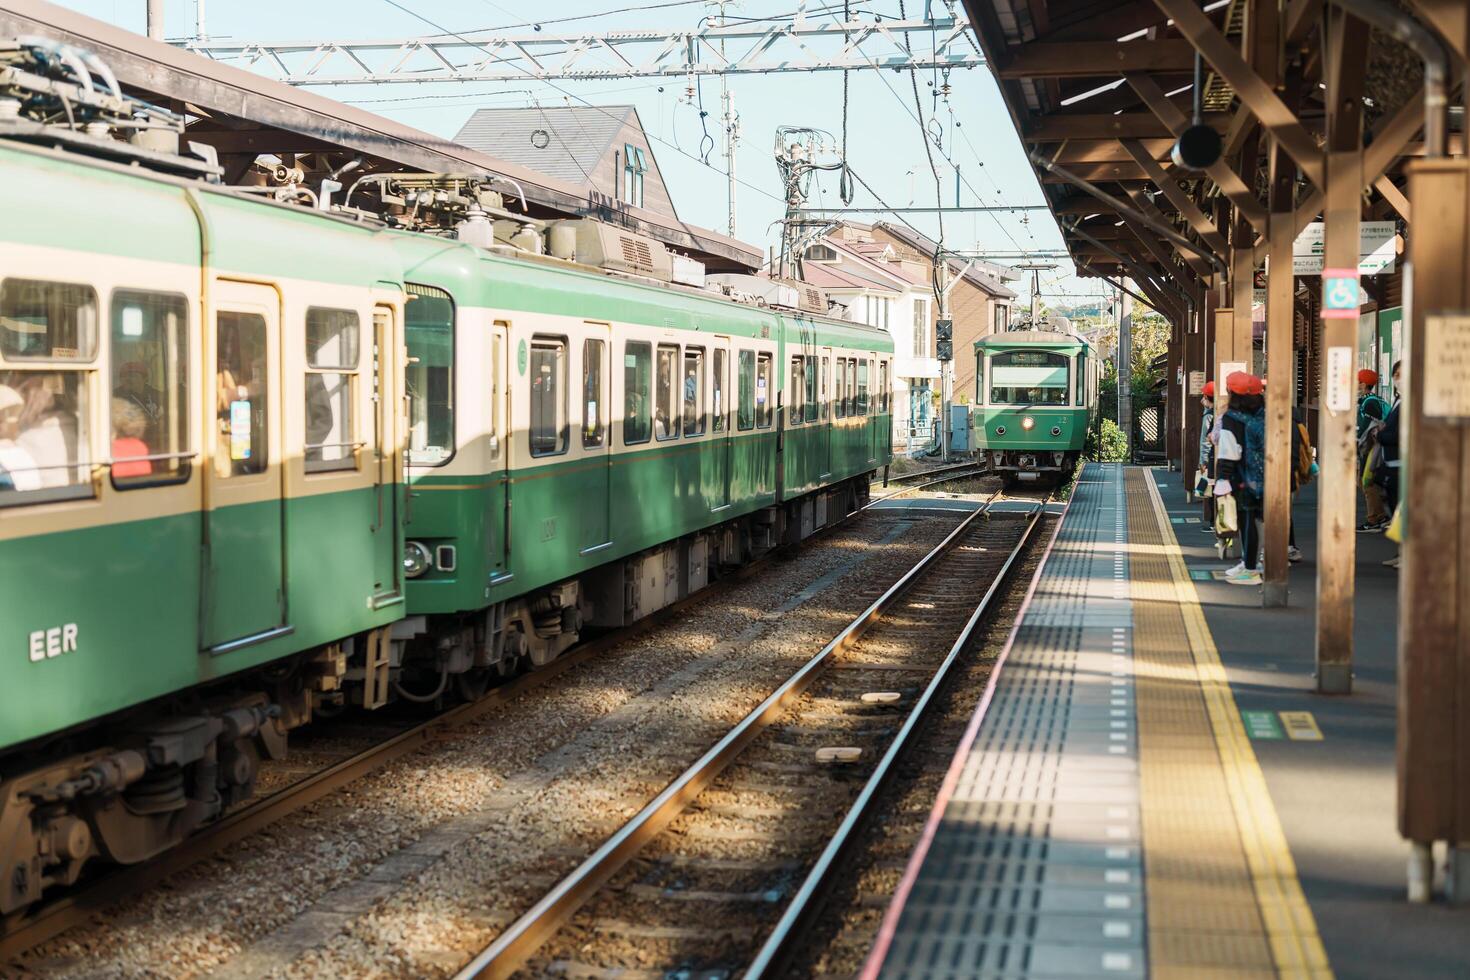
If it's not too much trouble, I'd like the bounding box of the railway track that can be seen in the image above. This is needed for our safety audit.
[0,461,999,967]
[453,490,1052,980]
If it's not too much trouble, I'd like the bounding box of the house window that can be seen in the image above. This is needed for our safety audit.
[623,143,647,208]
[804,243,838,263]
[913,298,928,358]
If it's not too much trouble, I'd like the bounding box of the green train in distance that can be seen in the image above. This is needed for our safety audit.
[971,330,1099,486]
[0,41,891,916]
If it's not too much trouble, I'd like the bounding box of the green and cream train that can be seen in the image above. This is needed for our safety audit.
[0,75,891,912]
[972,329,1099,484]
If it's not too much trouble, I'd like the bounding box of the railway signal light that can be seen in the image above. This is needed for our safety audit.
[936,318,953,361]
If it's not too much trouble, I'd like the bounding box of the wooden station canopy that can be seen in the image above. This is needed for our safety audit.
[964,0,1470,881]
[0,0,763,271]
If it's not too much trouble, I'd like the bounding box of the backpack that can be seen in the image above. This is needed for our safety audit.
[1294,421,1314,487]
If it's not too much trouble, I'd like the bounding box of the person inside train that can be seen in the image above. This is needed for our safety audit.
[115,360,165,447]
[15,374,78,488]
[0,384,42,493]
[111,397,153,479]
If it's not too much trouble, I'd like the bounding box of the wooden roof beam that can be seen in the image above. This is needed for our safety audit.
[1042,139,1176,163]
[1022,112,1230,141]
[995,39,1198,78]
[1151,0,1325,188]
[1126,73,1270,233]
[1119,137,1231,254]
[1124,186,1215,281]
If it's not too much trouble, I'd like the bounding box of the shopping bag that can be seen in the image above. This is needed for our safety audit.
[1386,504,1403,544]
[1215,493,1238,535]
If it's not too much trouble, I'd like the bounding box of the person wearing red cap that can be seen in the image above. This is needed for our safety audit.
[1356,368,1390,531]
[1216,372,1267,583]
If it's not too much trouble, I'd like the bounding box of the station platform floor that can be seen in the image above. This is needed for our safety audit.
[863,463,1470,980]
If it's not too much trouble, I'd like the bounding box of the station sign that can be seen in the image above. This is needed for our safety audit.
[1325,346,1354,413]
[1423,313,1470,419]
[1321,268,1361,320]
[1293,221,1396,275]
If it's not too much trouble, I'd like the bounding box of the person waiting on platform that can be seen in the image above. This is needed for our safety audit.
[1375,361,1403,568]
[1196,381,1217,533]
[1215,371,1266,585]
[1356,369,1391,532]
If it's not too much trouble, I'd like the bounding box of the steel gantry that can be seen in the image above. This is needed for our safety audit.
[181,8,984,85]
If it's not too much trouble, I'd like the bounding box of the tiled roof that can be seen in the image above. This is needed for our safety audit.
[454,105,635,186]
[873,222,1018,299]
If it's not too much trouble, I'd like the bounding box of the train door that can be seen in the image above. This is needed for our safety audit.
[869,356,883,464]
[204,280,287,652]
[581,322,613,554]
[819,347,833,478]
[711,338,732,509]
[489,321,511,579]
[369,302,402,608]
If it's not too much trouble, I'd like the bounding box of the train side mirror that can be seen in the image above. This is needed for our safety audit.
[1171,124,1222,170]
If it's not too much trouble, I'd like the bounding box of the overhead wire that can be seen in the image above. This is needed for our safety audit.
[374,0,785,207]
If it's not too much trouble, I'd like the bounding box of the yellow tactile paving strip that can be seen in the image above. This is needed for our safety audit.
[1128,468,1332,979]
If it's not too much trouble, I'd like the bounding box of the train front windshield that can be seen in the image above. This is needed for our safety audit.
[986,350,1071,406]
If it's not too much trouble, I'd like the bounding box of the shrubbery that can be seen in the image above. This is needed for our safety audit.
[1088,418,1129,462]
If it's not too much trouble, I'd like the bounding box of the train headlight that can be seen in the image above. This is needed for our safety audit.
[1051,426,1062,437]
[404,541,432,579]
[1021,416,1036,431]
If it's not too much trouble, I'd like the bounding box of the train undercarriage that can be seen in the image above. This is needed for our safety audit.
[0,476,872,917]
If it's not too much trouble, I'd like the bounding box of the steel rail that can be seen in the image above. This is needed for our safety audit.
[745,497,1051,977]
[1,467,982,962]
[453,490,1009,980]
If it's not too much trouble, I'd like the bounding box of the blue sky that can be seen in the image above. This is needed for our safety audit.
[56,0,1106,305]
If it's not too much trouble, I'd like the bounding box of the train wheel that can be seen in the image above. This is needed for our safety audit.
[455,668,495,701]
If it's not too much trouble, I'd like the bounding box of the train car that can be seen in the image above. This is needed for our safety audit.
[0,132,410,913]
[972,329,1098,485]
[0,41,892,912]
[385,232,894,679]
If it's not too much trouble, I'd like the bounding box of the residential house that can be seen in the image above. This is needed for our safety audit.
[797,225,940,441]
[871,223,1017,404]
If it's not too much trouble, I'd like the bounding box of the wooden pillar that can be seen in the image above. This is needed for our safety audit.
[1399,158,1470,886]
[1315,10,1367,694]
[1167,317,1184,468]
[1182,301,1205,486]
[1264,145,1296,607]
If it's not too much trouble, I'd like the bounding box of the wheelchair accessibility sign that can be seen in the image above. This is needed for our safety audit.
[1321,268,1360,319]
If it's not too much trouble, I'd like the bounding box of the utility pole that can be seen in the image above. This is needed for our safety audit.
[1117,285,1133,459]
[147,0,164,40]
[711,1,741,238]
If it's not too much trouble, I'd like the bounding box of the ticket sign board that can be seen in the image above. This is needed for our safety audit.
[1293,221,1397,275]
[1188,370,1205,396]
[1423,314,1470,419]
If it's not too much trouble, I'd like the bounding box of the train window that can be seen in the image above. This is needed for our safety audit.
[405,284,454,466]
[0,368,91,505]
[216,310,269,477]
[803,356,818,423]
[655,344,678,440]
[787,356,803,425]
[491,327,506,459]
[988,350,1070,406]
[583,338,605,448]
[712,349,727,432]
[857,359,870,415]
[846,359,857,416]
[820,356,829,422]
[756,352,773,428]
[304,308,359,473]
[0,279,97,362]
[737,350,755,431]
[111,290,190,489]
[530,338,568,456]
[529,339,567,458]
[976,352,985,404]
[624,341,652,444]
[880,360,890,414]
[1074,354,1084,407]
[834,358,846,418]
[683,347,705,436]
